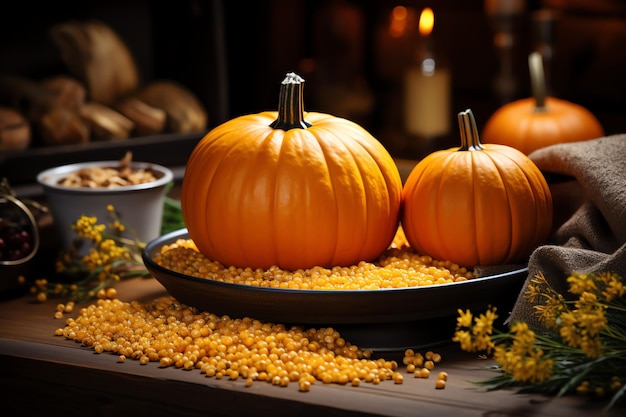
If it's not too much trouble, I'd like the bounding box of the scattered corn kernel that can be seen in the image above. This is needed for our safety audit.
[392,372,404,384]
[438,371,448,381]
[435,379,446,389]
[160,357,174,367]
[610,376,622,391]
[576,381,590,394]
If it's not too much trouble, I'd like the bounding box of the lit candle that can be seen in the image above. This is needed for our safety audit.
[404,8,451,139]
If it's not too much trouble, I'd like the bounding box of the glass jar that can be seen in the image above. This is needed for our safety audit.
[0,179,40,296]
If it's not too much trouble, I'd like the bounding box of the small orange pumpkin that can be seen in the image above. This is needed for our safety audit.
[181,73,402,270]
[401,109,553,267]
[481,53,604,155]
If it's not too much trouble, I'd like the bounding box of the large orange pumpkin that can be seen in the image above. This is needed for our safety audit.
[481,53,604,155]
[401,109,553,267]
[181,73,402,270]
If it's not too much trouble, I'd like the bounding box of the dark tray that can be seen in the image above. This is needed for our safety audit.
[143,229,528,351]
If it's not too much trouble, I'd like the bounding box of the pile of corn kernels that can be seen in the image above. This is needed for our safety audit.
[154,238,474,290]
[56,296,448,391]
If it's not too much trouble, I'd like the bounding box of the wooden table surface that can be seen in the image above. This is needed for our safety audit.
[0,276,622,417]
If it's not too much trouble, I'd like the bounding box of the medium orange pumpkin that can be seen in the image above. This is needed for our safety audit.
[481,53,604,155]
[181,73,402,270]
[401,109,553,267]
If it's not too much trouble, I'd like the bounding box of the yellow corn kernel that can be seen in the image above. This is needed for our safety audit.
[392,372,404,384]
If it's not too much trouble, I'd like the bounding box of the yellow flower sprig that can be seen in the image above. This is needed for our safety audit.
[453,271,626,411]
[34,205,151,303]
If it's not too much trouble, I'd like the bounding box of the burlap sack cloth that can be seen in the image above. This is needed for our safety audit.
[506,134,626,330]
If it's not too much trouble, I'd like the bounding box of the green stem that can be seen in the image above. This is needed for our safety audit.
[457,109,484,151]
[269,72,312,130]
[529,52,547,111]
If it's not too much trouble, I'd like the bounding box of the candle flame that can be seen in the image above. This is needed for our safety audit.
[418,7,434,36]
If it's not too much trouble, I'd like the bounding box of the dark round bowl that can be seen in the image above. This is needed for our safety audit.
[143,229,528,350]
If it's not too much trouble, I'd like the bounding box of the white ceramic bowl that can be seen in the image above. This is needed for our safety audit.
[37,160,173,251]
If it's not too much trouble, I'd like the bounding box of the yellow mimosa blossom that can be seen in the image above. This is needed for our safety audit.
[112,220,126,233]
[472,308,497,337]
[48,207,150,304]
[509,322,536,351]
[524,273,546,303]
[532,303,558,329]
[456,309,473,328]
[596,272,626,302]
[451,329,473,352]
[454,271,625,410]
[579,336,603,359]
[472,334,495,352]
[567,273,596,295]
[71,216,106,243]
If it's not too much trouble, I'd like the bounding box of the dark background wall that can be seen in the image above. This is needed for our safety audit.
[1,0,625,160]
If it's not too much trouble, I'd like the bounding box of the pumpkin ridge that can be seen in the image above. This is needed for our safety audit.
[434,152,461,261]
[315,128,364,266]
[274,128,334,269]
[502,146,552,257]
[402,151,446,258]
[250,129,283,268]
[482,147,518,264]
[182,131,226,260]
[488,145,551,264]
[468,150,485,266]
[210,133,260,267]
[321,119,400,266]
[342,131,396,262]
[468,149,505,266]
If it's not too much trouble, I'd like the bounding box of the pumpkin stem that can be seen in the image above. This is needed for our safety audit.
[529,52,547,111]
[457,109,483,151]
[270,72,312,130]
